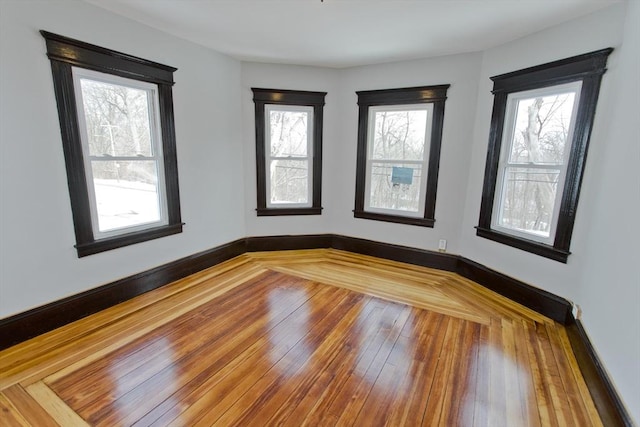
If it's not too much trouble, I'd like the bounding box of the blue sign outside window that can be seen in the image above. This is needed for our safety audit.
[391,167,413,185]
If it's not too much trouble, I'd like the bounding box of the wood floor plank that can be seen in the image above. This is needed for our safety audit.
[0,392,31,427]
[254,300,387,425]
[512,320,542,427]
[25,382,88,427]
[194,290,375,426]
[0,249,604,426]
[331,304,413,426]
[269,262,490,325]
[555,325,603,425]
[2,384,58,427]
[290,302,406,426]
[49,270,286,410]
[502,319,524,426]
[440,320,481,426]
[79,274,328,426]
[381,310,448,426]
[545,322,600,427]
[473,322,491,426]
[139,284,349,426]
[523,319,558,427]
[0,256,253,370]
[421,317,465,426]
[3,264,268,389]
[194,293,370,426]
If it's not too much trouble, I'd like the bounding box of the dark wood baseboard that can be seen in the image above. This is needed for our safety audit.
[326,235,570,323]
[331,235,459,272]
[0,234,569,349]
[456,256,572,324]
[245,234,332,252]
[0,234,631,427]
[0,238,246,350]
[566,318,634,427]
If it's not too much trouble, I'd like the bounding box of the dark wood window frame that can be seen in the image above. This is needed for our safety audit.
[476,48,613,263]
[354,85,449,227]
[41,31,183,257]
[252,88,326,216]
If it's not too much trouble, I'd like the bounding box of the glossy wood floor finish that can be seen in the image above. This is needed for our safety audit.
[0,250,600,426]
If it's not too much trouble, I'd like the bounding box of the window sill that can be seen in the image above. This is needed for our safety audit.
[256,207,322,216]
[75,223,184,257]
[475,226,570,263]
[354,210,435,227]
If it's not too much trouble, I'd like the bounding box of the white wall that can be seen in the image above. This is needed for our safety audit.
[0,0,245,317]
[241,54,481,254]
[333,53,482,254]
[459,4,626,300]
[458,2,637,421]
[574,0,640,421]
[241,63,340,237]
[1,0,636,421]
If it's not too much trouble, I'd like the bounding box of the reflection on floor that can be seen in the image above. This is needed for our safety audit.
[0,249,601,426]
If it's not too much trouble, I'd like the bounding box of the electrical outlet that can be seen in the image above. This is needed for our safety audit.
[572,303,582,319]
[438,239,447,252]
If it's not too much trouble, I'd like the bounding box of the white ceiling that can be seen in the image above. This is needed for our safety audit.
[83,0,620,68]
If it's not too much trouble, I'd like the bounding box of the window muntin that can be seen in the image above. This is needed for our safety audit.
[492,82,582,244]
[265,105,313,208]
[353,85,449,227]
[42,31,183,257]
[476,48,613,263]
[364,104,433,217]
[73,68,169,238]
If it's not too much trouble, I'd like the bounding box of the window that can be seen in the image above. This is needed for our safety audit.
[354,85,449,227]
[477,49,613,262]
[252,88,326,216]
[42,31,182,257]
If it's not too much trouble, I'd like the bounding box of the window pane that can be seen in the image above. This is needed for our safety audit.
[371,110,427,161]
[497,167,560,238]
[91,160,162,232]
[508,92,577,165]
[269,159,308,204]
[269,110,309,157]
[79,78,154,157]
[369,163,422,213]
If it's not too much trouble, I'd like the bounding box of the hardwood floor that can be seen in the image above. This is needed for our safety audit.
[0,249,600,426]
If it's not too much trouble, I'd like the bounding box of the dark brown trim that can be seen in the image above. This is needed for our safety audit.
[353,211,435,227]
[0,238,246,350]
[354,85,450,105]
[477,48,613,262]
[328,235,571,323]
[0,234,570,350]
[457,254,572,323]
[566,318,634,427]
[331,235,459,272]
[475,226,570,263]
[0,234,629,425]
[245,234,333,252]
[491,48,613,94]
[41,31,183,257]
[1,233,573,349]
[243,234,571,323]
[251,88,326,216]
[353,85,449,227]
[255,207,322,216]
[40,30,176,85]
[76,223,184,257]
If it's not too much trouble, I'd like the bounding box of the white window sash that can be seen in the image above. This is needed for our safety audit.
[72,67,169,239]
[364,104,433,217]
[492,81,582,244]
[265,104,313,208]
